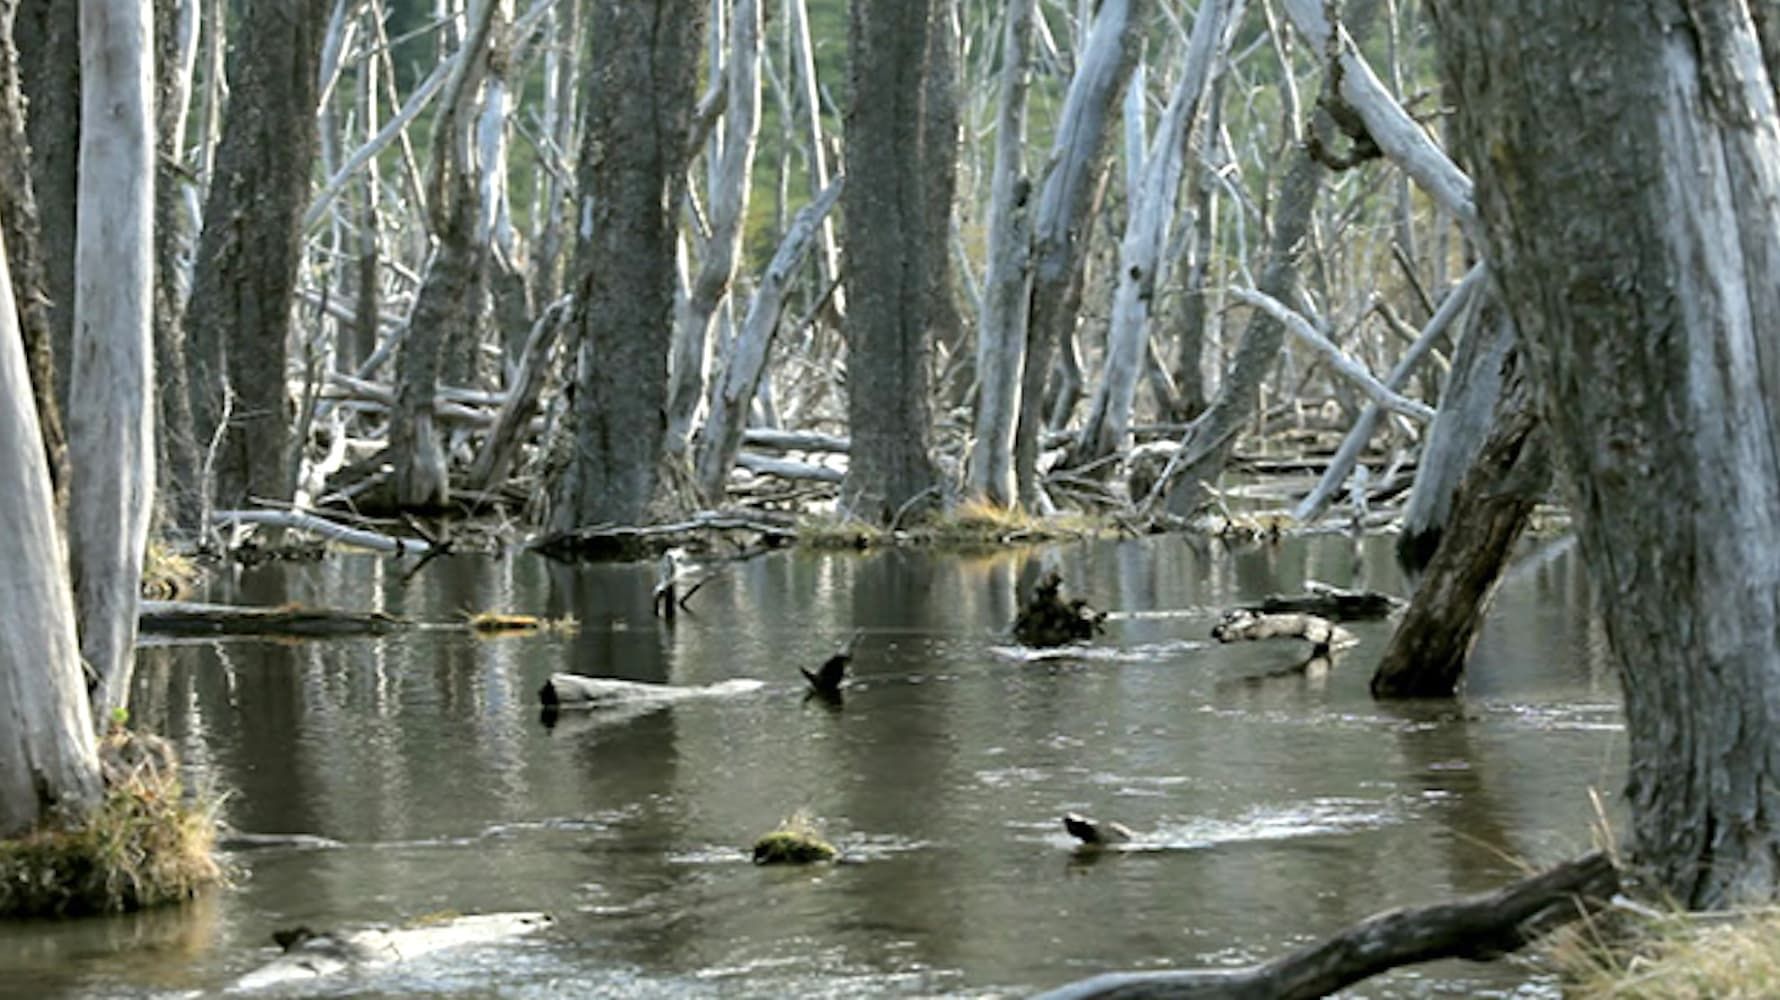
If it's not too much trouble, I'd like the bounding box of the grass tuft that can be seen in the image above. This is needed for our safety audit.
[0,729,225,919]
[1549,903,1780,999]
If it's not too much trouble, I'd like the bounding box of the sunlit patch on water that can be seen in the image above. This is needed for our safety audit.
[974,765,1051,788]
[989,639,1208,663]
[1482,702,1624,732]
[480,810,636,840]
[1035,796,1405,852]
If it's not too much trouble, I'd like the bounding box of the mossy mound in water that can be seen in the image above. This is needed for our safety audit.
[0,729,224,918]
[751,813,838,864]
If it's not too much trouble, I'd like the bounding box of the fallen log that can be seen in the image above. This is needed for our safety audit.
[537,674,765,710]
[140,601,409,637]
[1211,609,1355,655]
[212,509,432,554]
[229,911,553,992]
[1243,581,1404,621]
[1034,852,1618,1000]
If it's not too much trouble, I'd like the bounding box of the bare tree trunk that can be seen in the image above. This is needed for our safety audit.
[840,0,943,524]
[694,175,843,500]
[1436,0,1780,909]
[185,0,332,513]
[1370,344,1548,698]
[1071,0,1242,469]
[1014,0,1147,507]
[966,0,1037,507]
[15,0,78,411]
[1395,289,1513,575]
[152,0,201,530]
[0,0,68,512]
[1157,114,1329,514]
[0,227,102,839]
[391,0,502,510]
[921,0,968,409]
[552,0,705,529]
[72,0,156,719]
[668,0,762,457]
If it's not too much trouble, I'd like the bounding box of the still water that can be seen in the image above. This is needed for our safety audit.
[0,533,1622,998]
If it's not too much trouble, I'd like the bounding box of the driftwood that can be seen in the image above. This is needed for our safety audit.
[212,509,432,555]
[536,674,765,710]
[139,601,409,637]
[1013,572,1108,647]
[1242,581,1403,621]
[1033,852,1618,1000]
[230,911,553,992]
[1211,609,1355,655]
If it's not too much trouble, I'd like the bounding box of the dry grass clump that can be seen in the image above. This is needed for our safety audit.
[464,611,580,637]
[140,539,201,600]
[1550,902,1780,998]
[795,515,888,550]
[0,729,224,918]
[751,810,838,865]
[925,499,1102,549]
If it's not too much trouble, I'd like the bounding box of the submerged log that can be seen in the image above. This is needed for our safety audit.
[1013,571,1107,647]
[1211,609,1354,655]
[139,601,409,637]
[231,912,553,992]
[537,674,765,710]
[1034,852,1618,1000]
[1243,581,1403,621]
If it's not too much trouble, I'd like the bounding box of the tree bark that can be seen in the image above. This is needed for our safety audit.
[15,0,78,412]
[1014,0,1148,507]
[0,0,68,513]
[71,0,157,720]
[1071,0,1243,469]
[152,0,201,530]
[1435,0,1780,908]
[839,0,943,524]
[966,0,1037,507]
[0,227,102,839]
[552,0,705,529]
[1370,346,1548,698]
[184,0,332,513]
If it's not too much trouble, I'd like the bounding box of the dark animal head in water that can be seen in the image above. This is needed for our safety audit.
[801,632,862,696]
[272,926,317,951]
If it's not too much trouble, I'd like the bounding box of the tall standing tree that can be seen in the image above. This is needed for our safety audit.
[551,0,705,529]
[1435,0,1780,909]
[183,0,332,520]
[71,0,157,720]
[0,227,103,839]
[839,0,945,524]
[14,0,78,408]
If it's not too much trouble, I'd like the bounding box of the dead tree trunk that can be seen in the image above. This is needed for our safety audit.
[1436,0,1780,908]
[0,226,103,839]
[71,0,157,720]
[965,0,1037,507]
[1014,0,1148,508]
[1370,345,1548,698]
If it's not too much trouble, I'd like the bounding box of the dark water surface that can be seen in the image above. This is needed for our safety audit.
[0,534,1622,998]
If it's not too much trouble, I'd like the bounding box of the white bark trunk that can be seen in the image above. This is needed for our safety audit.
[966,0,1037,507]
[72,0,156,720]
[1073,0,1243,465]
[668,0,762,456]
[0,229,102,839]
[694,174,843,499]
[1229,286,1435,422]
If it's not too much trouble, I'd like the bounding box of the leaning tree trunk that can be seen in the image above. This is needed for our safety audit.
[1013,0,1148,508]
[1435,0,1780,909]
[71,0,156,721]
[0,0,68,512]
[839,0,943,525]
[551,0,705,530]
[1069,0,1242,470]
[0,226,103,839]
[1370,341,1549,699]
[965,0,1037,508]
[184,0,331,515]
